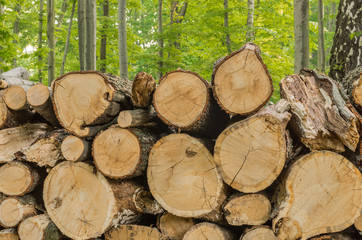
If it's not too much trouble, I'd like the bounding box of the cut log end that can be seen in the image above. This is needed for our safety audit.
[158,213,195,240]
[26,84,50,107]
[18,214,62,240]
[105,225,166,240]
[183,222,233,240]
[3,86,28,111]
[212,43,273,115]
[354,214,362,232]
[0,197,36,228]
[61,135,90,162]
[0,228,19,240]
[240,227,278,240]
[117,108,157,128]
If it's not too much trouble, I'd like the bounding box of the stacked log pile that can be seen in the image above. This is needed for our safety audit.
[0,43,360,240]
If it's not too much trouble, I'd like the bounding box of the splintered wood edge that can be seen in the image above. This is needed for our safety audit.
[211,43,273,115]
[153,69,210,129]
[352,72,362,106]
[105,225,165,240]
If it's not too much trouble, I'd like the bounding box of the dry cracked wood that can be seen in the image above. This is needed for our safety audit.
[158,213,196,240]
[117,108,158,128]
[0,196,36,228]
[338,66,362,108]
[240,226,277,240]
[223,193,271,226]
[61,135,91,162]
[52,71,132,137]
[153,69,229,138]
[148,133,226,222]
[280,68,359,152]
[182,222,233,240]
[214,102,291,193]
[18,214,62,240]
[0,123,52,163]
[105,225,166,240]
[131,71,156,108]
[0,161,39,196]
[0,229,19,240]
[93,126,157,179]
[211,43,273,115]
[133,187,164,215]
[273,151,362,240]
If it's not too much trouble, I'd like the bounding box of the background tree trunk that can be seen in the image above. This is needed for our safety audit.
[170,1,187,50]
[77,0,86,70]
[329,0,362,82]
[224,0,231,54]
[318,0,325,72]
[12,4,20,68]
[100,0,109,73]
[294,0,309,73]
[85,0,96,70]
[0,4,3,73]
[47,0,55,86]
[246,0,254,42]
[60,0,75,75]
[157,0,163,79]
[54,0,68,43]
[38,0,43,83]
[118,0,128,79]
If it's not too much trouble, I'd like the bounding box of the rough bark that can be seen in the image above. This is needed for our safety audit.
[170,1,187,50]
[131,71,156,108]
[0,196,37,228]
[157,0,164,79]
[77,0,86,70]
[240,226,277,240]
[18,214,63,240]
[61,135,91,162]
[273,151,362,240]
[12,4,20,68]
[47,0,55,86]
[118,0,128,79]
[294,0,309,73]
[338,67,362,111]
[154,69,229,138]
[224,0,231,54]
[280,68,359,152]
[100,0,109,73]
[318,0,325,72]
[157,213,196,240]
[329,0,362,82]
[246,0,254,42]
[105,225,166,240]
[183,222,233,240]
[60,0,75,75]
[85,0,96,70]
[132,187,164,215]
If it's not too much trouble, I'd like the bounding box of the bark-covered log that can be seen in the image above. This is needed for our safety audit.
[105,225,166,240]
[0,196,36,228]
[153,69,229,138]
[93,126,157,179]
[214,100,291,193]
[223,193,271,226]
[3,86,31,111]
[0,161,39,196]
[240,226,277,240]
[18,214,62,240]
[211,43,273,115]
[131,71,156,108]
[0,123,51,163]
[61,135,91,162]
[0,228,19,240]
[157,213,195,240]
[27,83,60,126]
[132,187,164,215]
[148,133,226,222]
[52,71,132,137]
[117,108,158,128]
[273,151,362,240]
[280,68,359,152]
[182,222,233,240]
[0,67,33,89]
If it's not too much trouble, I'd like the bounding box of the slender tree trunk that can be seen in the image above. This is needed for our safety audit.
[85,0,96,70]
[224,0,231,54]
[100,0,109,73]
[170,1,188,50]
[118,0,128,79]
[78,0,86,70]
[246,0,254,42]
[0,4,4,73]
[157,0,163,79]
[55,0,69,43]
[317,0,325,72]
[12,4,20,68]
[47,0,55,86]
[60,0,76,75]
[38,0,44,83]
[294,0,309,73]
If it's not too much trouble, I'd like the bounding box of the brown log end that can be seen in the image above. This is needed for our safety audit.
[117,108,157,128]
[105,225,167,240]
[131,71,156,108]
[158,212,195,240]
[18,214,62,240]
[3,86,28,111]
[0,228,19,240]
[61,135,91,162]
[182,222,233,240]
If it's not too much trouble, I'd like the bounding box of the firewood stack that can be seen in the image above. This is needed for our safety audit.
[0,43,361,240]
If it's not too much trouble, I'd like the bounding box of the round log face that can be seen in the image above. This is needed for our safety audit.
[4,86,27,110]
[273,151,362,240]
[0,162,33,196]
[0,199,22,227]
[18,214,49,240]
[26,84,50,107]
[93,128,140,179]
[214,115,286,193]
[61,135,86,161]
[105,225,164,240]
[43,161,116,239]
[241,227,277,240]
[154,71,208,128]
[159,213,195,240]
[148,134,224,218]
[212,46,273,115]
[183,222,231,240]
[0,100,8,128]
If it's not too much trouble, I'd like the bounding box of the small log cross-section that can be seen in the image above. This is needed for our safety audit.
[240,226,278,240]
[280,68,359,152]
[223,193,271,226]
[158,213,196,240]
[105,225,166,240]
[117,108,158,128]
[18,214,62,240]
[0,161,39,196]
[0,228,19,240]
[147,134,226,222]
[93,126,157,179]
[182,222,233,240]
[61,135,91,162]
[131,71,156,108]
[153,69,229,138]
[214,102,290,193]
[273,151,362,240]
[211,43,273,115]
[3,86,30,111]
[52,71,132,137]
[0,196,36,228]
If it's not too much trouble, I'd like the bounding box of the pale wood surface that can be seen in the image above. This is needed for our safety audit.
[240,226,277,240]
[105,225,166,240]
[354,214,362,232]
[0,196,36,228]
[3,86,30,111]
[158,213,195,240]
[61,135,91,162]
[117,108,157,128]
[0,228,19,240]
[182,222,233,240]
[18,214,62,240]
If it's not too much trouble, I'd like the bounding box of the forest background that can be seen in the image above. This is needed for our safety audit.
[0,0,344,102]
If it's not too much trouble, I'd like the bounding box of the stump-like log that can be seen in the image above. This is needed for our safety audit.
[148,134,226,222]
[182,222,233,240]
[214,101,291,193]
[280,68,359,152]
[0,123,52,163]
[105,225,166,240]
[18,214,62,240]
[27,83,60,126]
[273,151,362,240]
[93,126,157,179]
[211,43,273,115]
[131,71,156,108]
[223,193,271,226]
[0,196,36,228]
[133,187,164,215]
[15,129,68,167]
[158,213,196,240]
[52,71,132,137]
[0,228,19,240]
[153,69,229,138]
[3,86,31,111]
[0,161,39,196]
[61,135,91,162]
[240,226,277,240]
[117,108,158,128]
